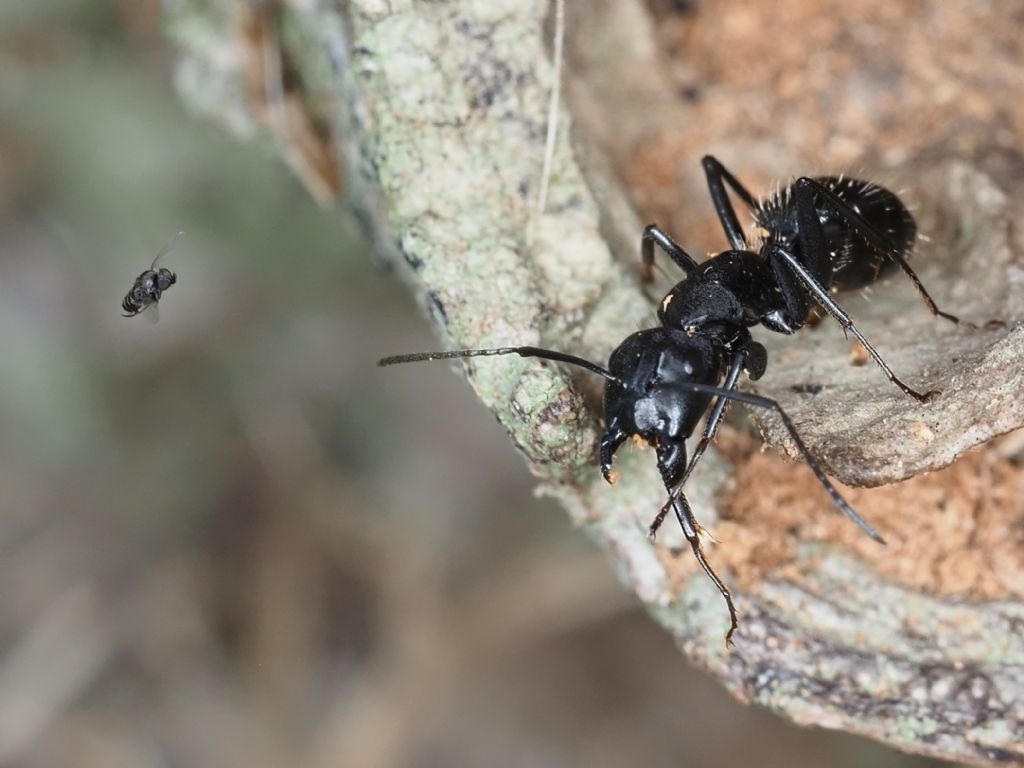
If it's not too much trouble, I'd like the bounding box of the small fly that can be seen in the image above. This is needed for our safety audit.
[122,232,182,322]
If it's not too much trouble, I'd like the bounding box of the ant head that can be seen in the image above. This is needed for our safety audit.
[602,329,723,487]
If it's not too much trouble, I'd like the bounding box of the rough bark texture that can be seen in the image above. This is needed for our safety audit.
[165,1,1024,764]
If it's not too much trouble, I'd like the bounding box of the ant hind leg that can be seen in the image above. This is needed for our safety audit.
[701,155,757,251]
[792,178,1001,329]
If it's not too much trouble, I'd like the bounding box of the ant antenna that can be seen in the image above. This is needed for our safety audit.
[379,345,623,386]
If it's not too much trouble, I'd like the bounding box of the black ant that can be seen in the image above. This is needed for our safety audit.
[380,155,985,645]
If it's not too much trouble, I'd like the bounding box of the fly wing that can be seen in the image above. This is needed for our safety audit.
[142,301,160,324]
[151,231,184,269]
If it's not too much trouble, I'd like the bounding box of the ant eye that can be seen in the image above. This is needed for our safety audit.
[680,349,702,377]
[651,345,705,386]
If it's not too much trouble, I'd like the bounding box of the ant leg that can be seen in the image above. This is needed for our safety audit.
[679,350,746,487]
[768,244,938,402]
[678,381,886,544]
[641,224,699,283]
[702,155,757,251]
[792,178,974,327]
[765,252,814,333]
[651,342,768,539]
[676,339,767,487]
[648,501,672,539]
[670,488,739,647]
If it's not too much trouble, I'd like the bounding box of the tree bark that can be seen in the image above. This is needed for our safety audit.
[165,1,1024,764]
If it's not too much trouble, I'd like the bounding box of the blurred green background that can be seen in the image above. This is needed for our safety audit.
[0,2,965,766]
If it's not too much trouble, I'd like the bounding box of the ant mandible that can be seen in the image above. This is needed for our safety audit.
[380,155,976,646]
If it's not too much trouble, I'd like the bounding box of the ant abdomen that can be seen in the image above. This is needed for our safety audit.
[757,176,917,293]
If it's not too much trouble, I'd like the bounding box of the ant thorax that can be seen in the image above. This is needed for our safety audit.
[658,252,774,335]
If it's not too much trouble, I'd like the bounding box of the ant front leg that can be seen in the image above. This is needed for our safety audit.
[678,357,743,489]
[680,341,767,488]
[650,341,767,540]
[791,178,995,328]
[670,487,739,647]
[641,224,699,283]
[701,155,758,251]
